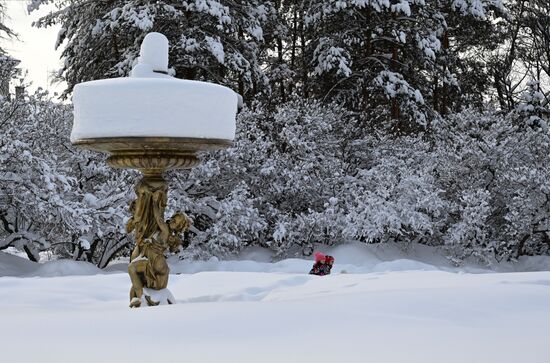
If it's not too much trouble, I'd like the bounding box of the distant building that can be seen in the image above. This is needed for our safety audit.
[15,85,25,100]
[0,78,8,99]
[0,54,21,101]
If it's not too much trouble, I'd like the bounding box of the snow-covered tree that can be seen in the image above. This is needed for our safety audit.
[302,0,506,130]
[165,99,354,257]
[169,100,448,258]
[433,108,550,263]
[0,1,20,96]
[32,0,276,100]
[0,1,15,44]
[0,90,133,265]
[514,80,549,131]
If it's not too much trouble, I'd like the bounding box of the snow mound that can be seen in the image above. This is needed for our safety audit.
[371,259,439,272]
[3,241,550,279]
[168,257,313,275]
[26,260,103,277]
[513,255,550,272]
[72,78,238,140]
[135,287,176,307]
[0,252,37,276]
[235,246,273,262]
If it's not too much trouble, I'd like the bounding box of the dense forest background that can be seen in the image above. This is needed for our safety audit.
[0,0,549,267]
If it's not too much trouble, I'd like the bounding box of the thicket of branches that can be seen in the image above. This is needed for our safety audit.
[1,0,549,266]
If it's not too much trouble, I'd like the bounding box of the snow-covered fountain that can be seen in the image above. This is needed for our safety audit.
[71,32,239,307]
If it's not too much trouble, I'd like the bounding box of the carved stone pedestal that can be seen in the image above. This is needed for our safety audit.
[72,137,231,307]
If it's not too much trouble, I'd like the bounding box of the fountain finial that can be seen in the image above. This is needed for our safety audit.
[131,32,170,78]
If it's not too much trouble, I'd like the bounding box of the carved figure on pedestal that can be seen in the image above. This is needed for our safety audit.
[126,178,190,308]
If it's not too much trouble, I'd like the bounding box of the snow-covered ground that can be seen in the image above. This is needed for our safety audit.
[1,243,550,363]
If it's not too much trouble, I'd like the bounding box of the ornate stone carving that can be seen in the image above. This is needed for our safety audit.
[72,137,229,308]
[126,176,191,308]
[72,137,231,175]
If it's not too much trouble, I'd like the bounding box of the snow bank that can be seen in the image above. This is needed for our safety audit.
[0,251,36,276]
[167,242,523,275]
[0,252,106,277]
[370,258,440,272]
[3,241,550,279]
[0,269,549,363]
[509,255,550,272]
[26,259,103,277]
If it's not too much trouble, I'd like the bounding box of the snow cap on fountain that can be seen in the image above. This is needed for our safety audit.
[71,32,239,142]
[131,32,170,78]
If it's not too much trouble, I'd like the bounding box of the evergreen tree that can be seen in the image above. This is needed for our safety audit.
[0,1,20,90]
[302,0,506,132]
[32,0,277,99]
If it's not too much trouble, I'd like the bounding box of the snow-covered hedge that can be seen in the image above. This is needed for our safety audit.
[1,95,548,265]
[174,100,550,263]
[0,91,134,266]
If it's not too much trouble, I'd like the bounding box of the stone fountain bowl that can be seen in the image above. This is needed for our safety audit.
[70,78,237,173]
[70,32,238,175]
[72,136,233,173]
[70,79,237,172]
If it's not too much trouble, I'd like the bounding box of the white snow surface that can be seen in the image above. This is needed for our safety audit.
[71,77,238,141]
[1,243,550,363]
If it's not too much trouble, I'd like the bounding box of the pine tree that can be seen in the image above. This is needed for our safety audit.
[0,1,20,92]
[515,80,549,131]
[301,0,507,132]
[32,0,277,99]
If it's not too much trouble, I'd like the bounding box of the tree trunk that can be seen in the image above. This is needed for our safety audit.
[289,5,298,95]
[300,8,309,98]
[516,234,530,258]
[391,13,400,120]
[440,31,450,115]
[23,243,38,262]
[277,37,286,102]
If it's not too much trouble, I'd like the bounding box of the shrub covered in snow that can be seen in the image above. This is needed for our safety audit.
[3,93,547,265]
[0,91,133,266]
[171,101,550,263]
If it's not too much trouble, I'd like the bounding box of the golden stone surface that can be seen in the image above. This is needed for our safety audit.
[73,137,231,174]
